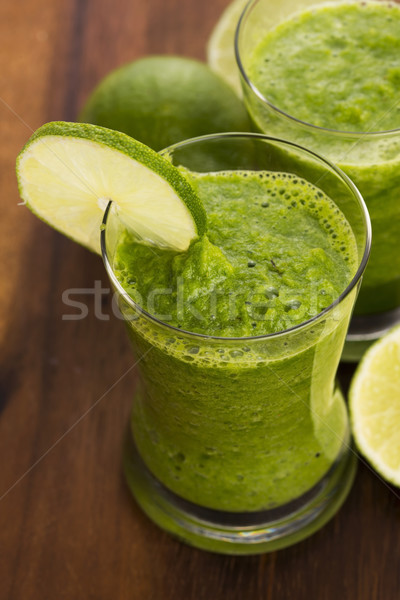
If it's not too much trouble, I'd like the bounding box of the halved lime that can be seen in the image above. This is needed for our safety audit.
[207,0,248,96]
[349,325,400,487]
[16,121,206,253]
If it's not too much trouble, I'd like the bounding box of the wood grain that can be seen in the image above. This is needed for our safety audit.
[0,0,399,598]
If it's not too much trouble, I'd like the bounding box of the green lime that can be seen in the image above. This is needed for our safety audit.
[16,121,206,253]
[207,0,248,96]
[349,325,400,487]
[79,56,250,151]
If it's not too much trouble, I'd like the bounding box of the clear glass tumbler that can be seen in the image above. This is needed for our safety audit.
[236,0,400,360]
[101,133,370,554]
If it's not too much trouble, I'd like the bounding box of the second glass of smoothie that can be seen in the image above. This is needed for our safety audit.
[102,133,370,554]
[236,0,400,360]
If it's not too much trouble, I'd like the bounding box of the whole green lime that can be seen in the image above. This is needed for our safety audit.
[79,56,251,151]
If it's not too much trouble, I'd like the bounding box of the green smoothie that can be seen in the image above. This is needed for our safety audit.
[113,169,358,511]
[245,0,400,315]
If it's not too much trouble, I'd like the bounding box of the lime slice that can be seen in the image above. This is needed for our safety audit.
[349,325,400,487]
[16,121,206,253]
[207,0,248,96]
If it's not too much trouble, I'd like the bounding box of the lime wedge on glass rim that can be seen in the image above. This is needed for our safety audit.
[16,121,206,253]
[349,325,400,487]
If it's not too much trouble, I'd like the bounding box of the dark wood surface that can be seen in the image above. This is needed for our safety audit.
[1,1,399,598]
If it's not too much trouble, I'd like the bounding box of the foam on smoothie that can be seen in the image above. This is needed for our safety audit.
[114,169,357,339]
[249,1,400,134]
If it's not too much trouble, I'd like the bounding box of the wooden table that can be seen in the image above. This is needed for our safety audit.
[1,1,399,598]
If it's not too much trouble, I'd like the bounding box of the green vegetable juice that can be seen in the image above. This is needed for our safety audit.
[245,0,400,315]
[114,170,358,511]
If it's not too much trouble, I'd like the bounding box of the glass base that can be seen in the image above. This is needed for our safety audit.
[123,429,358,555]
[343,306,400,362]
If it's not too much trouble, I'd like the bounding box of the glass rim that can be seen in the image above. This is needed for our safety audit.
[101,131,371,342]
[235,0,400,138]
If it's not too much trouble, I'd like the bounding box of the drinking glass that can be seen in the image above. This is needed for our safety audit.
[236,0,400,360]
[101,133,370,554]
